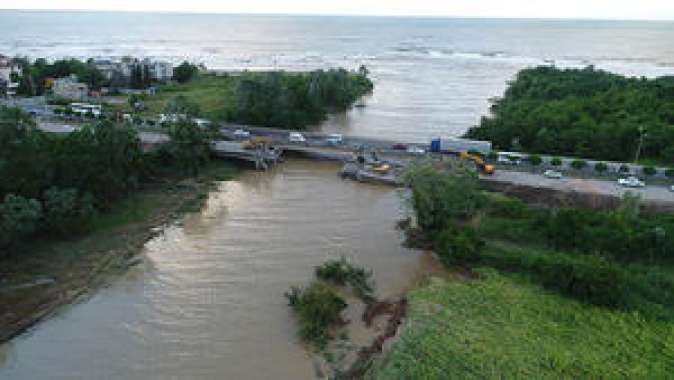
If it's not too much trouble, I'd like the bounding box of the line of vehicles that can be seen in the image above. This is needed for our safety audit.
[230,131,674,192]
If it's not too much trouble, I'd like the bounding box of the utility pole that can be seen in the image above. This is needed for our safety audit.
[634,126,646,164]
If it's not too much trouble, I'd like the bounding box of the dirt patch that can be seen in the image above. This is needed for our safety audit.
[336,298,408,379]
[0,166,237,343]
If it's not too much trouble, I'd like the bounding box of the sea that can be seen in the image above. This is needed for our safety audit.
[1,10,674,142]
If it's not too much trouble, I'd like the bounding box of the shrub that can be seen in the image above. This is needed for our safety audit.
[528,155,542,166]
[642,166,657,176]
[487,151,498,160]
[435,226,485,267]
[666,169,674,178]
[285,282,347,347]
[619,165,631,174]
[594,162,608,173]
[315,257,375,302]
[551,157,562,166]
[488,196,532,220]
[533,253,626,307]
[571,159,587,170]
[42,187,97,235]
[0,194,43,249]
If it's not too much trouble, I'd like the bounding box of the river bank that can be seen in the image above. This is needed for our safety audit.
[0,162,239,344]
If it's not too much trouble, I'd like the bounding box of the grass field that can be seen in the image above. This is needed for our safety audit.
[106,74,237,121]
[368,270,674,379]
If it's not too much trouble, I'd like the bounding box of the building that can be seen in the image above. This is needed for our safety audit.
[0,55,22,97]
[148,60,173,81]
[93,58,175,85]
[92,59,116,81]
[53,74,89,100]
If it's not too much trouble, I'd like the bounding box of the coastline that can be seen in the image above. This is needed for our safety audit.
[0,162,239,344]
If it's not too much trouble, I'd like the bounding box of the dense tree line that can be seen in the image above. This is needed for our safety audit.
[0,106,211,252]
[232,66,373,129]
[465,66,674,164]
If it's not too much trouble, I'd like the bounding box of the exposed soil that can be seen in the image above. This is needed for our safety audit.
[335,298,407,379]
[0,168,234,343]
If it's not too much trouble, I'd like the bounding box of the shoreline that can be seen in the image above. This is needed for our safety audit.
[0,162,239,344]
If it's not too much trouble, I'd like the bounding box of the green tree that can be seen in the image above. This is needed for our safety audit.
[403,160,485,237]
[173,61,199,83]
[42,187,96,235]
[0,194,43,249]
[465,66,674,164]
[166,119,211,175]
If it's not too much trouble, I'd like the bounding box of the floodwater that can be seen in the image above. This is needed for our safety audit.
[0,160,438,379]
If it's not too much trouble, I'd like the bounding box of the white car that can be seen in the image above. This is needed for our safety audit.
[406,146,426,155]
[288,132,306,143]
[544,170,563,179]
[233,129,250,139]
[618,176,645,188]
[670,185,674,193]
[326,134,343,145]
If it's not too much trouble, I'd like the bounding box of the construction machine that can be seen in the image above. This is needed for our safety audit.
[242,136,273,150]
[460,152,495,175]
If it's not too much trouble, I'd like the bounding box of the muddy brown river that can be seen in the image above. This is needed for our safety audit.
[0,160,436,379]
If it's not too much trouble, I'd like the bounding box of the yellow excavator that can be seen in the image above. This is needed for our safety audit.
[460,152,495,175]
[242,136,273,150]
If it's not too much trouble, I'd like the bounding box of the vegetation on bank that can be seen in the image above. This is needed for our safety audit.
[376,160,674,377]
[368,271,674,379]
[120,66,373,129]
[0,106,216,254]
[465,66,674,164]
[286,257,376,348]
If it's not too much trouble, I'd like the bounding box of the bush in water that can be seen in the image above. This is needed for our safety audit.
[315,257,375,302]
[285,282,347,347]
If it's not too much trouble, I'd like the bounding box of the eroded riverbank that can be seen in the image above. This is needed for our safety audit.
[0,160,439,379]
[0,163,239,344]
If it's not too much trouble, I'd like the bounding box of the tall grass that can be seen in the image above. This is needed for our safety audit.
[368,271,674,379]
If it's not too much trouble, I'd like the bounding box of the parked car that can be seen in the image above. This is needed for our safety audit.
[670,185,674,192]
[233,129,250,139]
[406,146,426,155]
[543,170,563,179]
[618,176,645,188]
[392,143,407,151]
[288,132,306,144]
[325,134,343,145]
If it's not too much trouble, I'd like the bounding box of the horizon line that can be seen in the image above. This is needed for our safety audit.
[1,8,673,22]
